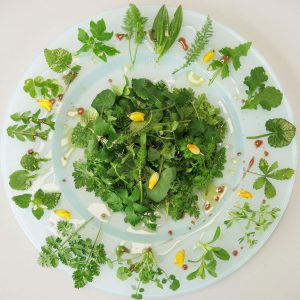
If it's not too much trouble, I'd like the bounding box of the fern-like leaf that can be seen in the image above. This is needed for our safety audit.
[173,16,213,74]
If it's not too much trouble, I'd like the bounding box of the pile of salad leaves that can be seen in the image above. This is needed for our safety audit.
[71,78,227,230]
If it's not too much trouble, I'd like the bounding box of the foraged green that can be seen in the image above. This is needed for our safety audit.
[71,78,227,229]
[123,3,147,66]
[208,42,252,85]
[151,5,183,62]
[173,16,213,74]
[116,246,180,299]
[76,18,119,62]
[38,218,107,288]
[247,158,294,198]
[241,66,283,110]
[187,227,230,280]
[225,202,280,247]
[247,118,296,147]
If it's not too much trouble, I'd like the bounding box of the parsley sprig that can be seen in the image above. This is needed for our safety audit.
[246,158,294,198]
[208,42,252,85]
[225,202,280,247]
[187,227,230,280]
[123,4,147,66]
[116,246,179,299]
[38,218,107,288]
[76,19,119,62]
[241,67,283,110]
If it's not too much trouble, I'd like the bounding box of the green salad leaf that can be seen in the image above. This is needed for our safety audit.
[70,78,227,229]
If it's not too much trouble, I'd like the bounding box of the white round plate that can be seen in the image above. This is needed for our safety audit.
[0,5,297,298]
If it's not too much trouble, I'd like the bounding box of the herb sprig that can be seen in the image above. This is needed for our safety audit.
[208,42,252,85]
[152,5,183,62]
[77,19,119,62]
[225,202,280,247]
[123,4,147,66]
[246,158,294,198]
[13,189,61,219]
[241,67,283,110]
[38,218,107,288]
[187,227,230,280]
[7,110,54,142]
[116,246,179,299]
[173,16,213,74]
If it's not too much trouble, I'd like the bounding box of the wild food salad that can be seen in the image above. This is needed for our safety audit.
[5,3,296,299]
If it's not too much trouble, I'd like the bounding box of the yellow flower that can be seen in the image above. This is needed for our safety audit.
[55,209,71,220]
[128,112,145,122]
[237,189,253,199]
[148,172,159,190]
[203,50,215,63]
[37,99,53,111]
[187,143,201,155]
[174,250,185,267]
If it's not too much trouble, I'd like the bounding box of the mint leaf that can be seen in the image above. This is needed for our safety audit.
[12,194,31,208]
[44,48,72,73]
[32,207,44,220]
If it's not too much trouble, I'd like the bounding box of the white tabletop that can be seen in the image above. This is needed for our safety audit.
[1,0,300,299]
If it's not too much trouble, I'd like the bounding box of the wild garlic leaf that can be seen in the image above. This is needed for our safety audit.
[44,48,72,73]
[152,5,183,62]
[247,118,296,148]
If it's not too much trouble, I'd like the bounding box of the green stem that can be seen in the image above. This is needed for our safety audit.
[208,68,222,85]
[58,217,94,250]
[84,226,102,266]
[139,169,143,203]
[128,40,133,64]
[132,43,139,66]
[246,133,272,139]
[247,170,264,177]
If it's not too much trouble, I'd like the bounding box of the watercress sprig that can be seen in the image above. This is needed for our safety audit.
[187,227,230,280]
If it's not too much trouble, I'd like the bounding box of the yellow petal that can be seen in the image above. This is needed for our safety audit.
[174,250,185,267]
[37,99,53,111]
[148,172,159,190]
[55,209,71,220]
[237,189,253,199]
[203,50,215,63]
[128,112,145,122]
[187,143,201,155]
